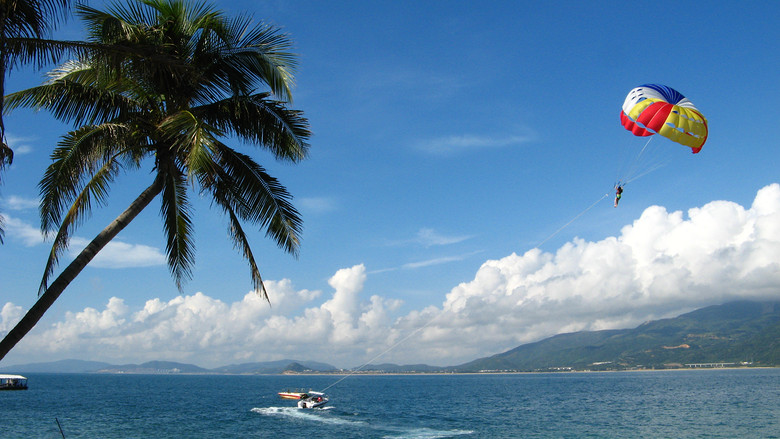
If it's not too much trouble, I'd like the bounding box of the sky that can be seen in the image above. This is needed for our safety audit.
[1,0,779,369]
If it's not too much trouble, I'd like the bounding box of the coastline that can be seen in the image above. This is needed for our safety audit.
[69,365,778,376]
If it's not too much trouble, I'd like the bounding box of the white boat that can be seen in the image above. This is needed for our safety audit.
[296,391,328,409]
[0,374,28,390]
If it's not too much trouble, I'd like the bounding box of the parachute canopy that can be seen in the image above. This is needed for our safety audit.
[620,84,708,153]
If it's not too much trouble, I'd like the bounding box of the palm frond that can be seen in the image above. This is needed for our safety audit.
[195,93,310,162]
[0,138,10,243]
[204,17,297,102]
[5,77,140,127]
[158,110,222,177]
[4,37,74,70]
[38,151,122,294]
[158,165,195,290]
[39,124,131,231]
[222,205,267,300]
[0,140,13,167]
[205,143,302,256]
[2,0,50,38]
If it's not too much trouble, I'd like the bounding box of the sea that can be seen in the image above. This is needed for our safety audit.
[2,368,779,438]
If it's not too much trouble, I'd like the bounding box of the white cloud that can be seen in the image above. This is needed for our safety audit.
[68,237,166,268]
[402,253,476,270]
[3,215,48,246]
[2,195,39,211]
[1,302,24,333]
[298,196,337,214]
[417,132,533,155]
[387,227,472,248]
[1,217,166,269]
[4,266,399,367]
[4,134,35,155]
[3,184,780,369]
[414,228,471,247]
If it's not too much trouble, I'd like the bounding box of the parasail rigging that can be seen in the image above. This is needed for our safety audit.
[614,84,709,201]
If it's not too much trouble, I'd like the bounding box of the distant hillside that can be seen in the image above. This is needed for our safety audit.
[1,358,337,374]
[455,301,780,372]
[357,363,446,373]
[212,360,337,374]
[0,359,112,374]
[97,361,210,374]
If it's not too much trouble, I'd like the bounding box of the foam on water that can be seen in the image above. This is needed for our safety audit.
[252,406,472,438]
[250,406,365,426]
[381,427,474,438]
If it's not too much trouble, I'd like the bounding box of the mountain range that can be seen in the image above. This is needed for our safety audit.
[2,300,778,374]
[456,300,780,372]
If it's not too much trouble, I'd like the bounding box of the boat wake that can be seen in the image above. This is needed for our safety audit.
[251,407,472,438]
[381,427,474,439]
[251,406,364,426]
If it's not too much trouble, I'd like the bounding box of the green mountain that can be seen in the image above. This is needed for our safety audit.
[455,301,780,372]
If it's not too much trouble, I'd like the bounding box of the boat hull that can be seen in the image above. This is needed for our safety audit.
[298,399,328,409]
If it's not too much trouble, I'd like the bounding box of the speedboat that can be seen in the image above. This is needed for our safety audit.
[278,389,329,408]
[297,391,328,409]
[278,390,307,400]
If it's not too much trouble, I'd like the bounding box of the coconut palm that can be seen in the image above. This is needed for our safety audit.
[0,0,311,360]
[1,0,72,242]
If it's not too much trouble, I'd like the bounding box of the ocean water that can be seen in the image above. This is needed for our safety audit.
[2,369,779,438]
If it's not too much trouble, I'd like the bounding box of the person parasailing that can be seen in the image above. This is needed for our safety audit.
[614,184,623,207]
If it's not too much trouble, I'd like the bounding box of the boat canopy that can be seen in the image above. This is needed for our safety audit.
[0,374,28,390]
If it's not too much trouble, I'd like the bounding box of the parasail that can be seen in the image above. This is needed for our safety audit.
[620,84,708,153]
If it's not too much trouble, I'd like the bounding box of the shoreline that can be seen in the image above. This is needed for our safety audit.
[40,365,775,376]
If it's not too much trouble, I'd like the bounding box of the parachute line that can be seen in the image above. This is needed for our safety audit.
[615,136,671,187]
[618,136,654,183]
[535,193,610,249]
[623,160,668,185]
[320,310,445,392]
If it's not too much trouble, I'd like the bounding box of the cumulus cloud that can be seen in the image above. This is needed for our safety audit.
[1,303,24,334]
[3,184,780,368]
[5,265,400,367]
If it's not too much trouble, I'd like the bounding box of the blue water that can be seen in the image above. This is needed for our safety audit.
[2,369,779,438]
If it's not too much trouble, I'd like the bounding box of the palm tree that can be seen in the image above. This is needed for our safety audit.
[0,0,311,360]
[1,0,72,242]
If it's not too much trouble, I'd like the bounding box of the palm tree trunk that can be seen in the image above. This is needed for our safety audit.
[0,174,164,361]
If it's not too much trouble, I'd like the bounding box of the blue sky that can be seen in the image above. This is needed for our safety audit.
[1,0,779,368]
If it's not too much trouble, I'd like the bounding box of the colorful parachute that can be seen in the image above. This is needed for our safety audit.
[620,84,708,153]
